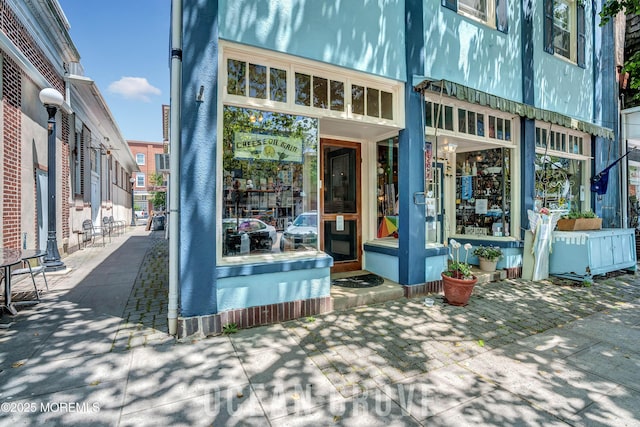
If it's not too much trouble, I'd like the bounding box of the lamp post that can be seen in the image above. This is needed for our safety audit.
[39,88,66,271]
[130,177,136,226]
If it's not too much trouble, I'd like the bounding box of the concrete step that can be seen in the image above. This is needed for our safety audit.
[331,281,405,312]
[473,267,507,285]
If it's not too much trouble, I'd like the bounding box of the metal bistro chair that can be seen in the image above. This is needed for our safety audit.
[11,253,49,302]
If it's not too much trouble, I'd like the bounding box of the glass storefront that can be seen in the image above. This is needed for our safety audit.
[376,138,399,239]
[455,148,511,237]
[221,106,318,257]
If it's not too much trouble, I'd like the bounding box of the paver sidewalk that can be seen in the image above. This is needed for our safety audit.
[1,230,639,426]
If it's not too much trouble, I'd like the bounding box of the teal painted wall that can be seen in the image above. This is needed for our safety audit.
[423,0,523,102]
[219,0,406,81]
[532,1,594,121]
[364,251,399,282]
[217,268,331,312]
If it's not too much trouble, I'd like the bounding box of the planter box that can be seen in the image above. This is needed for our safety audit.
[556,218,602,231]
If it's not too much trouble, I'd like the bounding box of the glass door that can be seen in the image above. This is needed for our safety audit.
[320,139,361,272]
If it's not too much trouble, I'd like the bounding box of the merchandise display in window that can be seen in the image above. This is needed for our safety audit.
[222,106,319,257]
[455,148,511,237]
[534,154,583,212]
[376,138,398,238]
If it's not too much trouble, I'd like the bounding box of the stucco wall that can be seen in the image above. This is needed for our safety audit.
[423,0,523,102]
[219,0,406,81]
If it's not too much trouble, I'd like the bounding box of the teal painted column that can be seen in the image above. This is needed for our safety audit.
[520,0,535,237]
[179,0,219,316]
[398,0,427,285]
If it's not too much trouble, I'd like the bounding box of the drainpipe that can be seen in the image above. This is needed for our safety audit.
[168,0,182,336]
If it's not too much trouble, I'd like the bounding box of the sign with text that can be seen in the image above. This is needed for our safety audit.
[234,132,303,163]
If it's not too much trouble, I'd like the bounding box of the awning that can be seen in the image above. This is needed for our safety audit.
[413,77,614,140]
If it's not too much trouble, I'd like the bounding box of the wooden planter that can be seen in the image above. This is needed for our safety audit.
[556,218,602,231]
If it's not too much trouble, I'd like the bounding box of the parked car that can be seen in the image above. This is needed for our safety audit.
[223,218,277,254]
[135,210,149,225]
[280,212,318,250]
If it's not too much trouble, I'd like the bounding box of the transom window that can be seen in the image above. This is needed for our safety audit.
[425,102,513,141]
[535,126,583,154]
[226,56,395,121]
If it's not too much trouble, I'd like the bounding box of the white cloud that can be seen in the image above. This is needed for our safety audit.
[108,77,161,102]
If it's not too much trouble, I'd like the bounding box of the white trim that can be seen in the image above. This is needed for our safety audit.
[220,41,404,129]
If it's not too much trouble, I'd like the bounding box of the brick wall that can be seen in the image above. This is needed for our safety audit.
[2,54,21,248]
[2,0,68,249]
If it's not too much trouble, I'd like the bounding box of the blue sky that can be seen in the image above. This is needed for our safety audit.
[57,0,170,142]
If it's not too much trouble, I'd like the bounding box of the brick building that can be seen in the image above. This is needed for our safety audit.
[1,0,136,254]
[128,140,166,215]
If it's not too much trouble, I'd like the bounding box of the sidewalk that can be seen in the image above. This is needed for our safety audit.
[0,229,639,426]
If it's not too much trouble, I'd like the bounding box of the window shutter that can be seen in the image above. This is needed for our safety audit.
[496,0,509,33]
[577,3,586,68]
[441,0,457,12]
[543,0,554,54]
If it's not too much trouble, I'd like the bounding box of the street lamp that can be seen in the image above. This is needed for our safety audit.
[130,176,136,226]
[39,88,66,271]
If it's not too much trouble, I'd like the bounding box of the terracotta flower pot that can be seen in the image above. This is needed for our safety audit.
[441,273,478,306]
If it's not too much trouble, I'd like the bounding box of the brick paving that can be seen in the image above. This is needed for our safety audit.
[284,273,640,397]
[112,235,171,350]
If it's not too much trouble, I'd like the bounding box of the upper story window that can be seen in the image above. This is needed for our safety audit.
[442,0,508,33]
[136,153,145,165]
[136,173,145,188]
[544,0,586,67]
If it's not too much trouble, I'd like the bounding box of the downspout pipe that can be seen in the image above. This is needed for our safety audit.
[168,0,182,336]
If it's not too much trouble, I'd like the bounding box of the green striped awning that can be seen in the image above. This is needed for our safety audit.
[413,78,614,140]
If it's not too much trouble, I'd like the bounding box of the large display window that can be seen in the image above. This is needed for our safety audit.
[221,106,318,257]
[454,148,512,237]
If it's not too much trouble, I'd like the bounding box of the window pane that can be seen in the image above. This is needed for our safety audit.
[270,68,287,102]
[295,73,311,106]
[477,113,485,137]
[352,85,365,115]
[468,111,476,135]
[367,88,380,118]
[459,108,467,133]
[504,119,511,140]
[553,1,571,59]
[444,106,453,131]
[249,64,267,99]
[313,76,328,109]
[330,80,345,111]
[535,154,583,212]
[425,102,433,128]
[489,116,496,138]
[227,59,246,96]
[497,118,504,140]
[381,91,393,119]
[459,0,487,21]
[222,106,319,257]
[455,148,511,237]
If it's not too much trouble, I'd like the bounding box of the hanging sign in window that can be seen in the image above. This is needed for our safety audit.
[233,132,303,163]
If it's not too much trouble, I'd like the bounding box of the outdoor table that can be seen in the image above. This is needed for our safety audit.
[1,249,45,315]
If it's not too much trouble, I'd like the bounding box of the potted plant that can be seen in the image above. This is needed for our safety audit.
[442,240,478,306]
[556,209,602,231]
[473,245,503,272]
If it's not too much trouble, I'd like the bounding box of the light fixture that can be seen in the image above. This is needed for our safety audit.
[39,87,66,271]
[196,85,205,102]
[443,143,457,153]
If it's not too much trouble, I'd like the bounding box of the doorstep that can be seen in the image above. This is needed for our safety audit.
[330,270,405,311]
